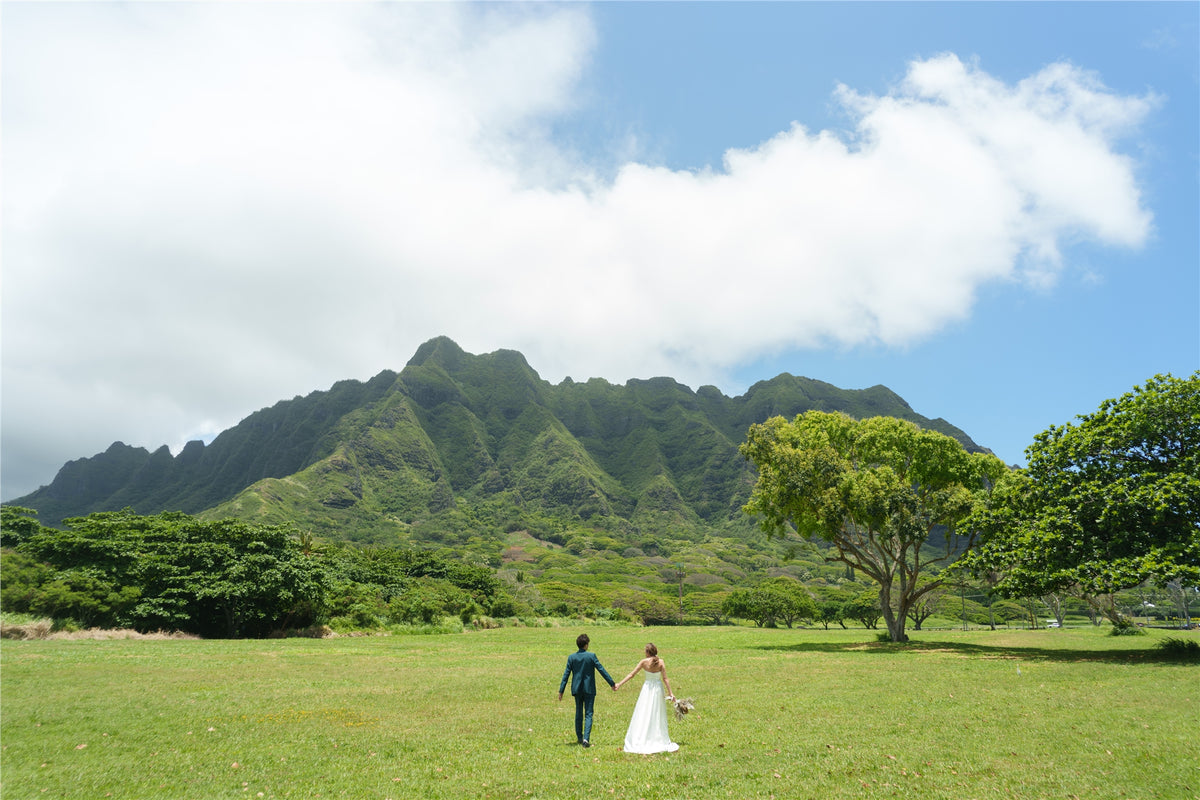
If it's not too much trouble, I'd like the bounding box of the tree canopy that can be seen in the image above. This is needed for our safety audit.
[740,411,1006,641]
[1,508,505,637]
[961,373,1200,624]
[721,577,816,628]
[9,510,327,637]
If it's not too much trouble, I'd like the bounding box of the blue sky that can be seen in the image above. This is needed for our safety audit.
[3,2,1197,501]
[578,1,1199,462]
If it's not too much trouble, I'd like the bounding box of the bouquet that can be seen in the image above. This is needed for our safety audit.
[668,695,695,720]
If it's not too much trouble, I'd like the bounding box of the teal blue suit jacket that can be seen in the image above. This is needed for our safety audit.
[559,649,615,697]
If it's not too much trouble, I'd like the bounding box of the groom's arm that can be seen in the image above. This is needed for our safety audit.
[558,660,572,699]
[594,656,616,689]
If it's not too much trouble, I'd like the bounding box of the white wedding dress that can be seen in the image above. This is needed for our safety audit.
[623,671,679,754]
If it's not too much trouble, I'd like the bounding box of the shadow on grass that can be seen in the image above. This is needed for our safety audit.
[754,638,1200,664]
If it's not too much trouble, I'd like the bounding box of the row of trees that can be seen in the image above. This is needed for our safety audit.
[0,508,504,637]
[740,373,1199,641]
[721,580,886,630]
[719,573,1196,631]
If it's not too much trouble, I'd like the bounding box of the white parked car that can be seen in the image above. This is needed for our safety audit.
[1045,621,1060,628]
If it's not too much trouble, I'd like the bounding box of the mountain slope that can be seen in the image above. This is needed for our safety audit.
[13,370,400,526]
[11,336,986,540]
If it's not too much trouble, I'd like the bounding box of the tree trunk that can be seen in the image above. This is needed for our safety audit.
[1086,594,1130,627]
[1167,579,1192,629]
[880,588,909,642]
[1042,594,1065,627]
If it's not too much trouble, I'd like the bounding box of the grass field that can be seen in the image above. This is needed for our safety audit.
[2,624,1196,799]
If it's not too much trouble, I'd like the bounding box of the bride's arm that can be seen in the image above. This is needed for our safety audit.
[660,662,674,699]
[615,658,646,690]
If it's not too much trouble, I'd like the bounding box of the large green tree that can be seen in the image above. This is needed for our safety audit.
[14,510,326,637]
[740,412,1005,642]
[962,373,1200,625]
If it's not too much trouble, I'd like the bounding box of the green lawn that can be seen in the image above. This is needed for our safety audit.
[2,625,1196,799]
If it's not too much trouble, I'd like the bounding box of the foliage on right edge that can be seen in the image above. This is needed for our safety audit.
[960,372,1200,626]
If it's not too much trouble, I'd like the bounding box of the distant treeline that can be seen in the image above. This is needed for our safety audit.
[0,507,504,638]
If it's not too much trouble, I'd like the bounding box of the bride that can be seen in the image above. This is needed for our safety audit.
[614,643,680,754]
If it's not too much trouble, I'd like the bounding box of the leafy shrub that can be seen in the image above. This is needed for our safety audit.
[488,595,517,617]
[589,606,636,623]
[1109,622,1146,636]
[270,625,334,639]
[459,602,480,624]
[342,601,388,629]
[389,618,464,635]
[388,592,443,625]
[1154,637,1200,660]
[327,614,381,634]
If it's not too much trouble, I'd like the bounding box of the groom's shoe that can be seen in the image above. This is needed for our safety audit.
[582,740,591,748]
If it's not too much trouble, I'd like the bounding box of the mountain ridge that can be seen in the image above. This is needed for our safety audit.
[10,336,987,539]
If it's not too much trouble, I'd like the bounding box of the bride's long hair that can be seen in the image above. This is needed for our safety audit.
[645,642,660,668]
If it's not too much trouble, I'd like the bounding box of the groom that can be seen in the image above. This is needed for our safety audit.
[557,633,616,747]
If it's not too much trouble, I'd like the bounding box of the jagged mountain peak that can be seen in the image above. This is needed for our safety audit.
[407,335,468,369]
[9,337,986,538]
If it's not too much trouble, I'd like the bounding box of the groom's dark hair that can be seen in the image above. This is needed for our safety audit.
[576,634,590,650]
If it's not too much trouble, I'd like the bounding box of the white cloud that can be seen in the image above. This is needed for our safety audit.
[1,6,1154,499]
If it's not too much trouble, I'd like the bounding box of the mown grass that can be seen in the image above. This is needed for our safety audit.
[1,625,1196,799]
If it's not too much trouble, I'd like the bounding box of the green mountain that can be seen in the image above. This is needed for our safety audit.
[11,336,986,549]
